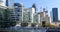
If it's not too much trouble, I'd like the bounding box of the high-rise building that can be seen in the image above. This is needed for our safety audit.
[8,3,23,23]
[6,0,8,6]
[0,0,14,7]
[23,7,35,23]
[6,0,14,7]
[14,3,23,23]
[52,8,58,22]
[23,8,30,23]
[32,3,36,13]
[29,7,35,23]
[33,13,40,23]
[0,8,5,20]
[0,0,6,6]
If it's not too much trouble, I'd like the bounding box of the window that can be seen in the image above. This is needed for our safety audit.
[59,24,60,27]
[11,17,15,18]
[16,19,19,21]
[29,21,31,22]
[11,15,14,16]
[18,15,20,16]
[18,10,20,12]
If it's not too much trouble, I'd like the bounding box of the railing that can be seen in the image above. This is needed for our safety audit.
[0,27,48,32]
[0,27,60,32]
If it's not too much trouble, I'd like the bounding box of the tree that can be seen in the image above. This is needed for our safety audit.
[45,23,57,28]
[0,8,17,28]
[42,21,46,27]
[21,22,28,27]
[31,23,36,27]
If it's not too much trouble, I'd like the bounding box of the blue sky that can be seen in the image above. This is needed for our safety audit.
[14,0,60,20]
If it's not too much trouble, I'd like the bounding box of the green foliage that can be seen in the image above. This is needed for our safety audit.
[9,21,17,26]
[21,23,28,27]
[31,23,36,27]
[42,21,46,27]
[0,8,17,28]
[45,23,57,28]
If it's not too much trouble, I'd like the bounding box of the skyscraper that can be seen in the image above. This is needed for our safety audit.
[32,3,36,13]
[8,0,14,6]
[52,8,58,22]
[0,0,14,7]
[0,0,6,6]
[6,0,14,7]
[6,0,8,6]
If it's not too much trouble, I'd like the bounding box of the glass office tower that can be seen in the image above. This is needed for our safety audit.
[6,0,8,6]
[6,0,14,6]
[52,8,58,22]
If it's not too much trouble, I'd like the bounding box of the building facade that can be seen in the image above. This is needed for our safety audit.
[23,8,30,23]
[33,13,40,23]
[0,0,8,6]
[0,0,14,7]
[8,3,23,23]
[40,8,50,27]
[52,8,58,22]
[0,8,6,20]
[32,3,36,13]
[6,0,8,6]
[23,7,35,23]
[8,0,14,7]
[0,0,6,6]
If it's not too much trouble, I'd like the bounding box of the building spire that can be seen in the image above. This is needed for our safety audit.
[32,3,36,13]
